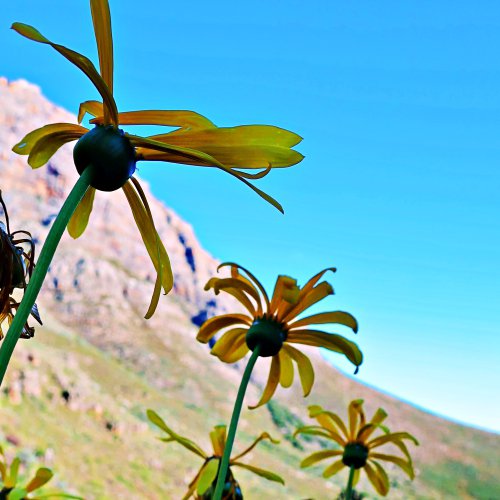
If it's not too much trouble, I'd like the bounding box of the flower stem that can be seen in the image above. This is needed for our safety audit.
[0,168,92,386]
[213,345,261,500]
[345,465,356,500]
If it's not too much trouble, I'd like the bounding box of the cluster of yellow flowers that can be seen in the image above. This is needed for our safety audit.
[0,0,419,498]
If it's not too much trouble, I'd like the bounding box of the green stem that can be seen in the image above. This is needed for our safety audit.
[0,168,92,386]
[345,465,356,500]
[213,345,261,500]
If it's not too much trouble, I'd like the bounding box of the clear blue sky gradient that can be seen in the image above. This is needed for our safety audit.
[2,1,499,432]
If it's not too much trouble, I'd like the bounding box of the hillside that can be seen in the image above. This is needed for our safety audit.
[0,77,499,499]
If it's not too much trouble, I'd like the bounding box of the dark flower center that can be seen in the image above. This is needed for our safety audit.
[342,442,369,469]
[245,317,286,357]
[73,125,136,191]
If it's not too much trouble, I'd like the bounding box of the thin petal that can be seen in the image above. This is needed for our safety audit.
[368,432,419,450]
[67,187,96,239]
[122,180,173,317]
[91,109,216,130]
[211,328,247,361]
[12,23,118,125]
[218,339,250,364]
[231,462,284,484]
[208,277,262,312]
[357,408,388,441]
[348,399,365,440]
[25,468,53,492]
[197,459,219,495]
[90,0,113,94]
[281,281,334,323]
[300,450,343,468]
[249,355,280,409]
[209,425,227,457]
[287,330,363,368]
[282,345,314,397]
[204,278,257,316]
[307,405,349,442]
[294,426,339,443]
[231,432,279,462]
[289,311,358,333]
[278,350,294,388]
[146,410,207,458]
[78,100,104,123]
[322,459,345,478]
[365,460,390,496]
[196,314,251,343]
[369,453,415,479]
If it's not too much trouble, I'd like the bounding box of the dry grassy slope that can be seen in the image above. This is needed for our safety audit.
[0,78,499,499]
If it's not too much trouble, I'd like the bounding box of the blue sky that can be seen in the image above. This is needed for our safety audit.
[2,1,499,432]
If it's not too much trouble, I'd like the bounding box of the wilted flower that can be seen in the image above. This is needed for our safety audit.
[0,191,41,340]
[0,445,81,499]
[147,409,284,499]
[12,0,303,317]
[295,401,419,497]
[197,263,362,408]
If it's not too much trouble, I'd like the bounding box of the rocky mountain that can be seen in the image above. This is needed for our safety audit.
[0,77,499,499]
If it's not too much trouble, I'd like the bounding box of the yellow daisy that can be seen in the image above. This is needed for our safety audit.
[197,263,363,409]
[147,410,284,499]
[11,0,303,317]
[295,400,419,497]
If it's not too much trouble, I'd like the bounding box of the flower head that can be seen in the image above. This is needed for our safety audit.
[197,263,363,408]
[295,401,419,497]
[147,409,284,499]
[11,0,303,318]
[0,445,81,499]
[0,192,41,340]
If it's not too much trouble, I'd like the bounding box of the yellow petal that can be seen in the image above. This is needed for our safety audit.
[249,355,280,409]
[282,345,314,397]
[286,330,363,368]
[90,0,113,95]
[364,460,390,496]
[196,314,251,343]
[92,109,216,130]
[78,100,103,123]
[294,425,338,442]
[122,180,173,317]
[209,425,227,457]
[322,459,345,478]
[348,399,365,440]
[289,311,358,333]
[368,432,419,450]
[301,450,343,468]
[204,278,257,316]
[211,328,247,361]
[146,409,207,458]
[209,278,262,313]
[307,405,349,442]
[281,281,334,323]
[231,462,284,485]
[370,453,415,479]
[278,350,294,388]
[357,408,388,441]
[270,275,299,313]
[219,340,250,364]
[67,187,96,239]
[11,23,118,125]
[25,468,53,492]
[197,459,220,495]
[231,432,280,462]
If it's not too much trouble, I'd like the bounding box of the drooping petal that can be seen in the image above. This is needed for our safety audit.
[281,281,334,323]
[25,468,53,492]
[231,462,285,485]
[92,109,216,130]
[196,314,251,343]
[348,399,365,440]
[368,432,419,450]
[208,277,262,313]
[90,0,113,95]
[197,459,220,496]
[211,328,247,361]
[122,180,173,317]
[300,450,343,468]
[204,278,257,316]
[278,350,294,388]
[209,425,227,457]
[293,426,339,442]
[218,339,250,364]
[286,330,363,368]
[67,187,96,239]
[182,466,204,500]
[289,311,358,333]
[365,460,390,496]
[78,100,103,123]
[231,432,280,462]
[11,23,118,125]
[322,459,345,478]
[146,410,207,458]
[370,453,415,479]
[307,405,349,442]
[282,344,314,397]
[249,355,280,409]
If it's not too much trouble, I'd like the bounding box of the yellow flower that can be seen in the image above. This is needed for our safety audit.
[0,445,81,498]
[197,263,363,408]
[11,0,303,318]
[0,191,41,340]
[295,401,419,497]
[147,410,284,499]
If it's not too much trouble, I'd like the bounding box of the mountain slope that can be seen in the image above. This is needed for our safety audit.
[0,77,498,499]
